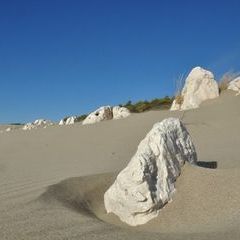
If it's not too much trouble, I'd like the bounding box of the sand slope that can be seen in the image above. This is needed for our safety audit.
[0,90,240,240]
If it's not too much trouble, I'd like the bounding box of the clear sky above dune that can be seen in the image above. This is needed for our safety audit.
[1,0,240,123]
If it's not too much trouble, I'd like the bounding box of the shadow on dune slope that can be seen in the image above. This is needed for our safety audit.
[37,162,240,236]
[196,161,217,169]
[39,173,117,218]
[38,159,218,224]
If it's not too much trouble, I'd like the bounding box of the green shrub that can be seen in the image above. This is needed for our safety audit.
[122,96,173,113]
[76,114,87,122]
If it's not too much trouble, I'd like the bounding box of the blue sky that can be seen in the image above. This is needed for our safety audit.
[1,0,240,123]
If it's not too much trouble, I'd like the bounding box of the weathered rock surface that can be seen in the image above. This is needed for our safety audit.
[112,106,130,119]
[82,106,113,125]
[104,118,197,226]
[171,66,219,110]
[228,76,240,95]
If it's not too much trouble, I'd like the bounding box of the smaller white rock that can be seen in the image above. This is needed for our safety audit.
[22,119,53,130]
[65,116,77,125]
[82,106,113,125]
[59,119,65,125]
[59,116,77,125]
[228,76,240,95]
[112,106,130,119]
[22,123,36,130]
[6,127,11,132]
[34,119,52,126]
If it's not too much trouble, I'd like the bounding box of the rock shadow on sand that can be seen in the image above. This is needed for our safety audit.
[38,173,116,218]
[197,161,217,169]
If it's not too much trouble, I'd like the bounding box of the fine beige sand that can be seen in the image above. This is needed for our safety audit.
[0,90,240,240]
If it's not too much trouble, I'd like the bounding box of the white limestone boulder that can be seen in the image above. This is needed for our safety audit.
[22,123,36,130]
[33,119,52,126]
[65,116,77,125]
[59,116,77,125]
[59,119,65,125]
[22,119,53,130]
[82,106,113,125]
[171,66,219,110]
[6,127,11,132]
[104,118,197,226]
[112,106,130,119]
[228,76,240,95]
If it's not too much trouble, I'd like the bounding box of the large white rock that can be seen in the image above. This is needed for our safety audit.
[228,76,240,95]
[82,106,113,125]
[104,118,197,226]
[171,67,219,110]
[112,106,130,119]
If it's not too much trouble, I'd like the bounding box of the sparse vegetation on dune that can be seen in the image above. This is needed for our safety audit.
[121,96,173,113]
[62,114,87,123]
[173,74,185,106]
[76,114,87,122]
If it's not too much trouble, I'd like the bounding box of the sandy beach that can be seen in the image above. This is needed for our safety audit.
[0,90,240,240]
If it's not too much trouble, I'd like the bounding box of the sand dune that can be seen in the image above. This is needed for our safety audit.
[0,90,240,239]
